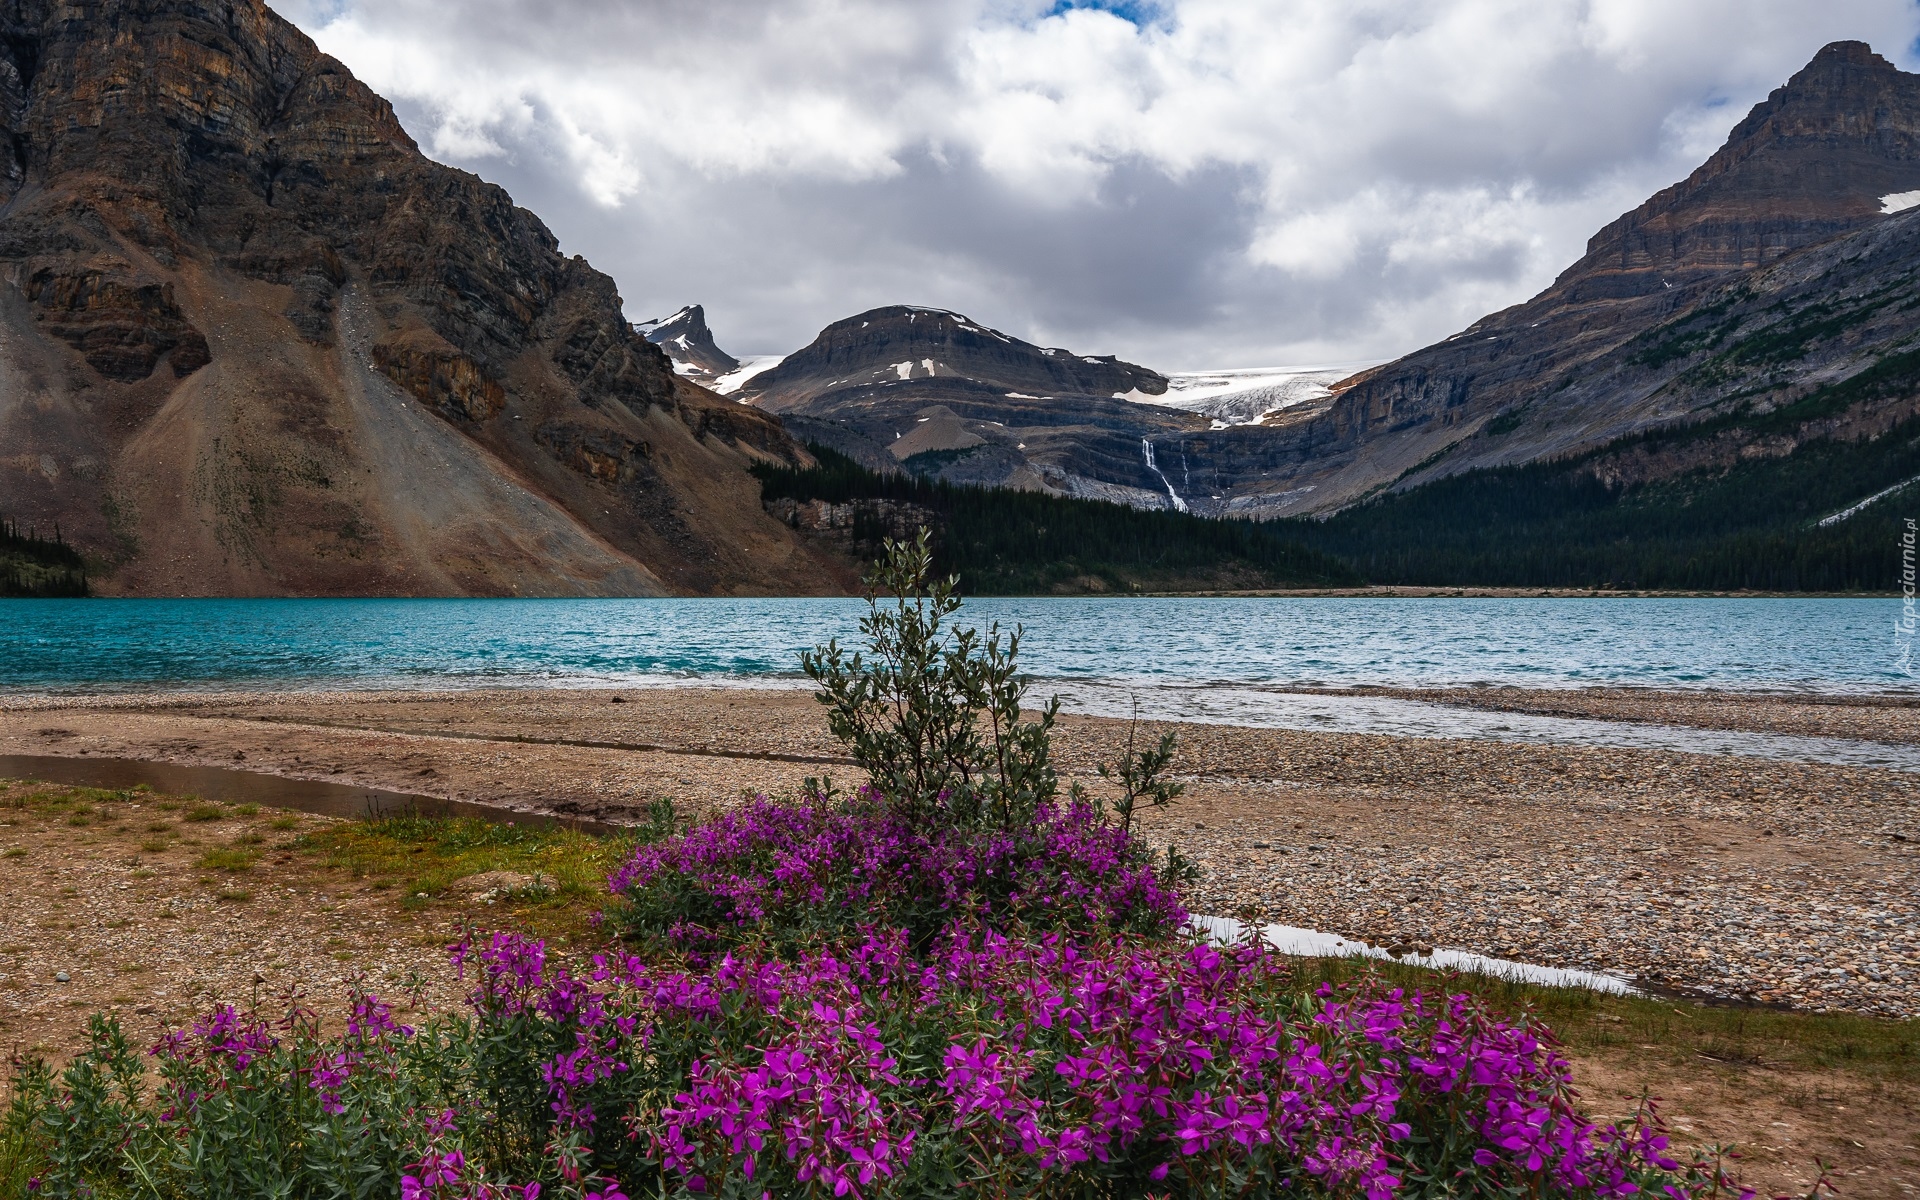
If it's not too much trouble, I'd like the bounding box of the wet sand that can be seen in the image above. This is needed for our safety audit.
[1386,685,1920,745]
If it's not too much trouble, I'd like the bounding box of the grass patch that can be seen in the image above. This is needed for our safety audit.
[295,814,643,940]
[1,848,24,859]
[268,815,300,831]
[215,888,252,904]
[1,787,129,823]
[196,847,259,873]
[182,803,225,823]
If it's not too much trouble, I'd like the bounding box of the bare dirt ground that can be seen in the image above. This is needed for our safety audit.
[0,783,468,1072]
[2,685,1916,1195]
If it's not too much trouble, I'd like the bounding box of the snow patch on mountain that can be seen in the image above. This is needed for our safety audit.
[712,355,788,396]
[634,305,696,337]
[1122,365,1372,426]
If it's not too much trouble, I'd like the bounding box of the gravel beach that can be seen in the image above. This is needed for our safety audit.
[3,684,1917,1196]
[2,684,1914,1017]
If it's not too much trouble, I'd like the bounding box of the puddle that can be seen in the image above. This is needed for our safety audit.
[1190,914,1642,996]
[0,754,616,834]
[1053,681,1920,772]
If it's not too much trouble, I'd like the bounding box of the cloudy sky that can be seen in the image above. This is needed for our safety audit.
[276,0,1920,370]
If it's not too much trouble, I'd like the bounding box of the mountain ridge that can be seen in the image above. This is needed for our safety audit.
[724,305,1202,509]
[1244,39,1920,517]
[738,305,1170,412]
[720,42,1920,527]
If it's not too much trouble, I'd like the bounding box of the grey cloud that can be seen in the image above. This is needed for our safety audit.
[288,0,1920,369]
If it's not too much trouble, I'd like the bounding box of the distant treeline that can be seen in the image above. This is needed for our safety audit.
[753,447,1360,594]
[1285,409,1920,593]
[1,518,89,598]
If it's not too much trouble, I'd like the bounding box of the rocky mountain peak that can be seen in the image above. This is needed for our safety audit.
[636,303,739,380]
[1553,40,1920,301]
[1206,40,1920,522]
[740,305,1167,413]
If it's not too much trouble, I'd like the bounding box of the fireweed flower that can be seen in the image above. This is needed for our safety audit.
[29,794,1725,1200]
[607,791,1187,952]
[39,916,1725,1200]
[434,907,1719,1199]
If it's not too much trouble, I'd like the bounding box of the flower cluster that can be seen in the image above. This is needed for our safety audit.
[608,788,1186,948]
[401,1110,545,1200]
[16,913,1742,1200]
[438,926,1735,1200]
[151,1003,280,1073]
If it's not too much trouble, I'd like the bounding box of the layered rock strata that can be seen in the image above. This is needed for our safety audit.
[1226,40,1920,515]
[0,0,844,595]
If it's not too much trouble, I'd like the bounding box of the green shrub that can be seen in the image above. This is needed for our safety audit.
[803,531,1060,833]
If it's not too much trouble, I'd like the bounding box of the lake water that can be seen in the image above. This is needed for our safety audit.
[0,596,1907,693]
[1,597,1912,768]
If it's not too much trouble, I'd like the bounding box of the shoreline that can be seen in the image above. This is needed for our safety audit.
[5,682,1914,1197]
[8,587,1903,599]
[1,683,1913,1020]
[1140,586,1903,598]
[10,678,1917,758]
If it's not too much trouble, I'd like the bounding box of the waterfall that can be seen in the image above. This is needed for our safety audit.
[1141,439,1189,513]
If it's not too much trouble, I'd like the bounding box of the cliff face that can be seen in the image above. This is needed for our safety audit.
[1203,40,1920,517]
[1566,41,1920,297]
[0,0,845,596]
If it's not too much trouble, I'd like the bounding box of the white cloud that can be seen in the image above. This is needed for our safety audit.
[278,0,1920,366]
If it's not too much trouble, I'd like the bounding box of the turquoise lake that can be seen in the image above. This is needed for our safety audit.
[0,596,1907,694]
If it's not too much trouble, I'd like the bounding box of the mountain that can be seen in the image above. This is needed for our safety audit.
[740,305,1169,410]
[1260,40,1920,591]
[0,0,845,597]
[1281,193,1920,591]
[636,304,739,383]
[744,41,1920,539]
[1222,39,1920,517]
[731,305,1226,508]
